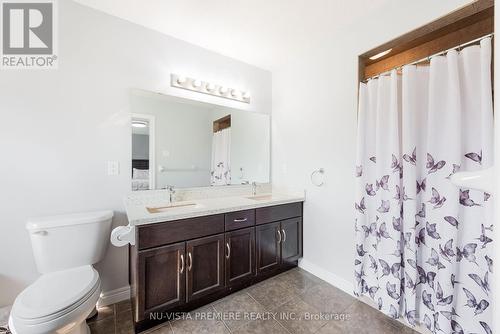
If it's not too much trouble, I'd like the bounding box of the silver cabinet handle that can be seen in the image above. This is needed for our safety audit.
[179,254,184,274]
[233,218,248,223]
[226,242,231,259]
[282,229,286,243]
[187,252,193,271]
[277,229,282,243]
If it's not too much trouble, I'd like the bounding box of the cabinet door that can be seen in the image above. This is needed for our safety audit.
[281,218,302,265]
[186,234,225,302]
[225,227,255,286]
[137,242,185,320]
[256,222,281,274]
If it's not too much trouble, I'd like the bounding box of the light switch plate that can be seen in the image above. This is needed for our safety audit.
[107,161,120,175]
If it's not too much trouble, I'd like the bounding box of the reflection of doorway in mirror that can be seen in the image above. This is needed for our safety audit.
[131,113,155,191]
[211,115,231,186]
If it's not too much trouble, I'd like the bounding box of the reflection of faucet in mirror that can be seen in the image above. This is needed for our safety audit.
[166,185,176,204]
[252,182,257,196]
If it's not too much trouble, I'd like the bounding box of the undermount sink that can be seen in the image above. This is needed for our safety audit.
[246,194,275,201]
[146,202,202,214]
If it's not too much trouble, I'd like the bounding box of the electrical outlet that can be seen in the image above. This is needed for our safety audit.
[107,161,120,175]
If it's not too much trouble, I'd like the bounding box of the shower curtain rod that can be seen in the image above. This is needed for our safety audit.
[364,32,494,82]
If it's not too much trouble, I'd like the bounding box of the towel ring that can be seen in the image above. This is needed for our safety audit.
[311,168,325,187]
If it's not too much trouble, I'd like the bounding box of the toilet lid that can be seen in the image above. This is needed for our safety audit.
[13,265,99,320]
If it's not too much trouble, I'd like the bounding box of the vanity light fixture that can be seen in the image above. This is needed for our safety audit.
[170,74,250,103]
[369,48,392,60]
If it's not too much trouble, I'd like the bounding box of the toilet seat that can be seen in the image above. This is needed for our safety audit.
[12,265,99,325]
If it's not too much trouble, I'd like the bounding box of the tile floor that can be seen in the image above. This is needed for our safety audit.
[88,268,418,334]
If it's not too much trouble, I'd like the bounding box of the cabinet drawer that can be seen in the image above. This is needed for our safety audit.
[225,210,255,231]
[256,202,302,225]
[138,215,224,250]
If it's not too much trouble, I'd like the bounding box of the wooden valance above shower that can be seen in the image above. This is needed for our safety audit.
[359,0,494,82]
[213,114,231,132]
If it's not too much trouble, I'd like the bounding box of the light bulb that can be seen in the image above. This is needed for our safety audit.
[231,89,239,97]
[192,79,202,88]
[176,76,186,85]
[243,91,251,99]
[219,86,228,94]
[206,83,216,92]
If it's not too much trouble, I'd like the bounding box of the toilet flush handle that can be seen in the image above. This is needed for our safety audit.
[31,230,48,236]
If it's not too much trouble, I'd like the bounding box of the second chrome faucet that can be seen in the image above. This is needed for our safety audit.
[166,185,176,204]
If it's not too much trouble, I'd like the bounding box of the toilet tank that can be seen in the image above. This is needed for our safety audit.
[26,211,114,274]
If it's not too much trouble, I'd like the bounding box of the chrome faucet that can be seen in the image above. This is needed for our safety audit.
[251,182,257,196]
[166,185,176,204]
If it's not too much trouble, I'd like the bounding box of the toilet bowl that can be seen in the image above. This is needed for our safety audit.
[9,266,100,334]
[8,211,113,334]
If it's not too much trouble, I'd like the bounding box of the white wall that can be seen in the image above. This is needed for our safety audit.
[271,1,473,289]
[0,0,271,307]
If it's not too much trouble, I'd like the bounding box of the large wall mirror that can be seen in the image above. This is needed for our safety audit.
[130,90,270,191]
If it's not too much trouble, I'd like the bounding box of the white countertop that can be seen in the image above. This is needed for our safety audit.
[124,191,305,226]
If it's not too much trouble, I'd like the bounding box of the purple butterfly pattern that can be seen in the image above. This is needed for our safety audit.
[365,183,376,196]
[427,153,446,174]
[428,187,446,209]
[459,189,481,207]
[354,144,492,333]
[416,178,426,194]
[403,147,417,165]
[465,150,482,164]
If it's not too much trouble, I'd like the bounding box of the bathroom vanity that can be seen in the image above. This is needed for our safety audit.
[120,89,304,331]
[122,190,304,332]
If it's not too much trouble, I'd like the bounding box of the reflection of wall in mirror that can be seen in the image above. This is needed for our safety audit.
[211,110,270,185]
[131,94,212,189]
[132,134,149,159]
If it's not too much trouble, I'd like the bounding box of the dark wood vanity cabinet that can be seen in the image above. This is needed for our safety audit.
[256,222,281,273]
[186,234,225,302]
[225,227,255,286]
[130,202,303,332]
[281,217,303,265]
[256,217,302,274]
[135,242,185,316]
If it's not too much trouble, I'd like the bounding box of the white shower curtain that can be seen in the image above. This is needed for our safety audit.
[211,128,231,185]
[355,38,493,334]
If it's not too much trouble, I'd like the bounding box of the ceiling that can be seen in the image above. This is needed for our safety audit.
[74,0,473,71]
[73,0,393,70]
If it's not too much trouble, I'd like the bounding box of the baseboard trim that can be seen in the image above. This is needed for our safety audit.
[98,285,130,307]
[298,259,355,297]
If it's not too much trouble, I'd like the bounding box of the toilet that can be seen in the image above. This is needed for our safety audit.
[8,211,113,334]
